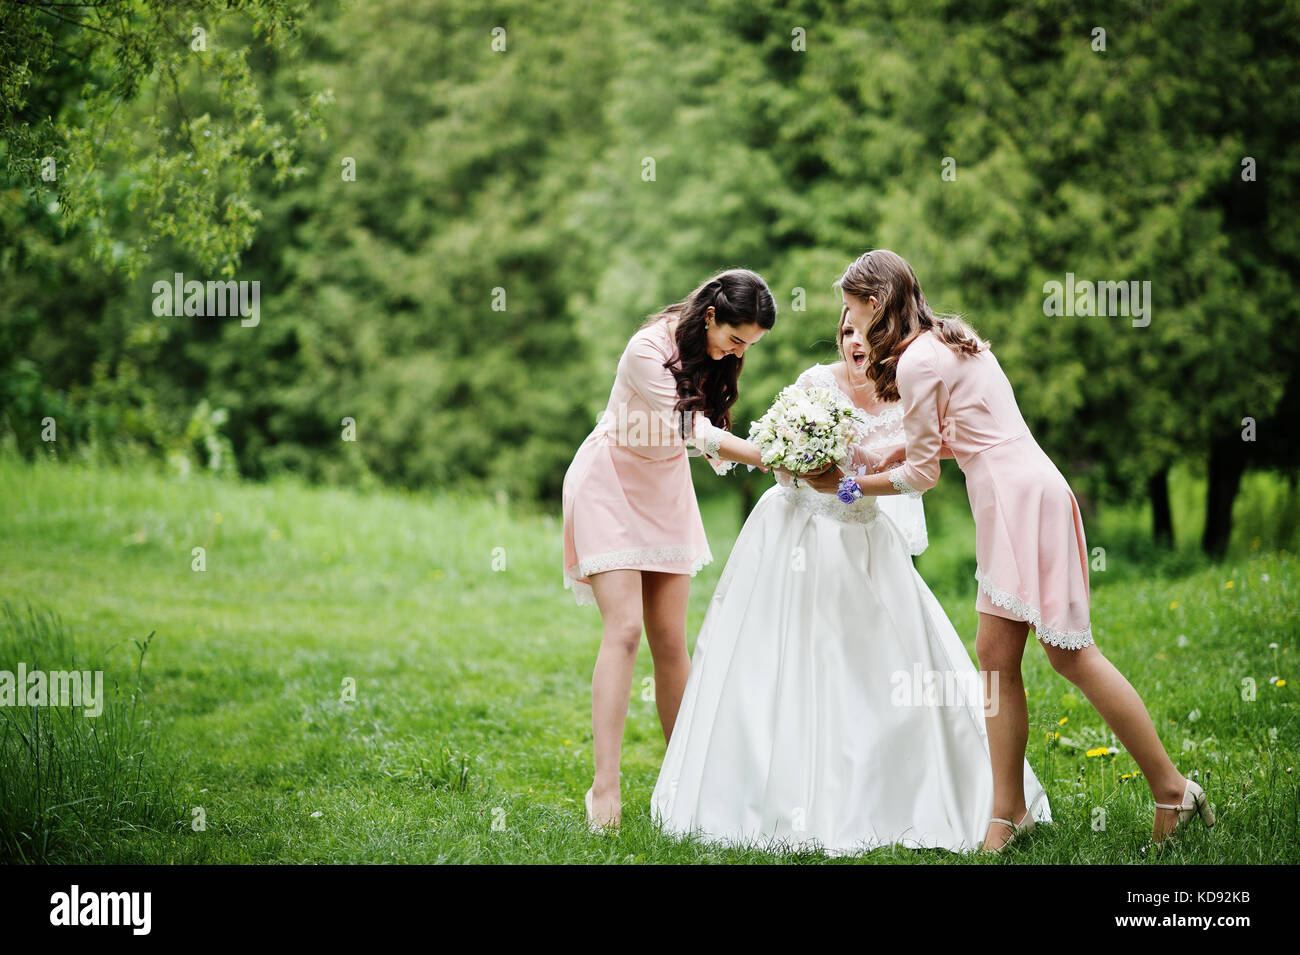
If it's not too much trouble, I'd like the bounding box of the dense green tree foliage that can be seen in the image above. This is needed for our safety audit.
[2,0,1296,551]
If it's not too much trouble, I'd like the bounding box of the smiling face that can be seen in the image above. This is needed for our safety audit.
[706,308,767,360]
[839,292,879,381]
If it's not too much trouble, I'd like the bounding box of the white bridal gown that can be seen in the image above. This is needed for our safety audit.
[651,364,1051,854]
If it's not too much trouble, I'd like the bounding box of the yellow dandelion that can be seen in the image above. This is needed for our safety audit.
[1169,601,1180,610]
[1086,746,1110,758]
[1155,652,1168,661]
[1278,680,1288,688]
[1224,580,1234,589]
[1058,716,1069,725]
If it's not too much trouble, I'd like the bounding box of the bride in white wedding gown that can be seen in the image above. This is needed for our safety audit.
[650,330,1052,855]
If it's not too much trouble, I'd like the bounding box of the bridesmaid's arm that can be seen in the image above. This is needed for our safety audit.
[876,348,946,497]
[692,415,764,469]
[852,470,905,496]
[803,349,947,496]
[624,336,687,417]
[622,338,761,471]
[800,451,902,495]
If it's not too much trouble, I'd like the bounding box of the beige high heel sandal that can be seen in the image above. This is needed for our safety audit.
[1153,778,1214,844]
[984,810,1035,853]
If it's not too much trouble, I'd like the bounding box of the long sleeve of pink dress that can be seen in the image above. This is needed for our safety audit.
[886,330,1092,649]
[561,318,730,607]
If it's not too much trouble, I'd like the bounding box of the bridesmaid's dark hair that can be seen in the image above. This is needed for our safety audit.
[838,249,986,402]
[646,269,776,432]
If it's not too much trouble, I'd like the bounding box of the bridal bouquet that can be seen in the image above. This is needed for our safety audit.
[748,386,865,474]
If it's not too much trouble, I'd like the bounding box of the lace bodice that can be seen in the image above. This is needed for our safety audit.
[775,364,929,553]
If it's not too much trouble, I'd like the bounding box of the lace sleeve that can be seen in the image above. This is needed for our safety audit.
[687,412,736,476]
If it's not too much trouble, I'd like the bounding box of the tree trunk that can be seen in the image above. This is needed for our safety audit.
[1202,437,1248,558]
[1149,467,1174,546]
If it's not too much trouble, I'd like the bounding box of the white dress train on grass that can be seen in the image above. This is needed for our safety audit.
[650,364,1051,855]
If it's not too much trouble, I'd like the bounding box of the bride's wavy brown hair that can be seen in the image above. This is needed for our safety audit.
[646,268,776,432]
[837,249,986,401]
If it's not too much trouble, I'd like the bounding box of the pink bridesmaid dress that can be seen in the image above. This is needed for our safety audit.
[886,329,1093,649]
[562,317,730,606]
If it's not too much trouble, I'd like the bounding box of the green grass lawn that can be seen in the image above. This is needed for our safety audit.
[1,454,1296,864]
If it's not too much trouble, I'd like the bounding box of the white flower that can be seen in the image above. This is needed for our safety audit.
[749,383,864,474]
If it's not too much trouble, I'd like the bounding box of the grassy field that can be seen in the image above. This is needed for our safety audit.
[1,454,1297,864]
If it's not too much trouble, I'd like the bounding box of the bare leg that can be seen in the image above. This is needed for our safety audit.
[1040,640,1188,840]
[975,612,1031,850]
[587,569,644,827]
[640,571,692,743]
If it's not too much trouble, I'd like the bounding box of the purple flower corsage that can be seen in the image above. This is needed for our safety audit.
[836,465,867,504]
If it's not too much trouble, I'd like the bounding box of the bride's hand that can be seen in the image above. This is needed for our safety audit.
[799,463,844,493]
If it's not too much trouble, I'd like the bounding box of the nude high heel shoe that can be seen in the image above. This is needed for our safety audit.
[1153,778,1214,844]
[984,810,1035,853]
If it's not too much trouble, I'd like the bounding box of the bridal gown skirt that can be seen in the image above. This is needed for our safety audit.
[651,484,1051,855]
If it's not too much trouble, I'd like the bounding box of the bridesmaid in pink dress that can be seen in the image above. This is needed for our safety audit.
[806,250,1213,850]
[562,269,775,829]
